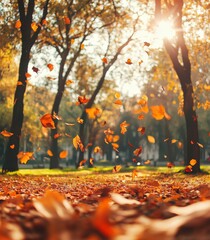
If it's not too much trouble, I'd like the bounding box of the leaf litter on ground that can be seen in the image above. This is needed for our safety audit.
[0,170,210,239]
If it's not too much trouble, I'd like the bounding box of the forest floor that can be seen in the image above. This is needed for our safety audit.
[1,167,210,240]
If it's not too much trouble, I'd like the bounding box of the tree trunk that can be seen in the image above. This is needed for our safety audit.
[155,0,200,173]
[2,50,30,172]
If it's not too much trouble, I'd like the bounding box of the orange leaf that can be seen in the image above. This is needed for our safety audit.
[125,58,132,64]
[138,114,144,120]
[112,143,119,150]
[15,20,21,28]
[167,162,175,168]
[18,151,34,164]
[102,57,108,64]
[112,165,122,173]
[137,127,145,135]
[132,169,138,180]
[31,22,38,32]
[77,96,89,105]
[0,130,13,137]
[80,43,84,49]
[171,139,177,144]
[17,81,23,86]
[77,117,84,124]
[133,146,142,157]
[147,135,155,143]
[54,133,61,139]
[66,80,74,86]
[79,159,86,167]
[10,144,15,149]
[40,113,55,129]
[90,158,94,165]
[197,142,204,148]
[190,159,197,166]
[64,16,71,24]
[185,165,193,173]
[112,135,120,143]
[42,19,47,25]
[47,63,54,71]
[94,146,101,153]
[25,72,31,78]
[47,149,53,157]
[86,108,101,119]
[59,150,68,159]
[150,105,165,120]
[114,99,123,105]
[120,121,130,135]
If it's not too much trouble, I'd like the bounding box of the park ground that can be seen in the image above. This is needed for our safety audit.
[1,166,210,240]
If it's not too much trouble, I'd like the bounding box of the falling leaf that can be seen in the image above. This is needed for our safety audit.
[0,130,14,137]
[114,92,121,99]
[17,81,23,86]
[120,121,130,134]
[147,135,155,143]
[73,135,84,152]
[128,142,134,148]
[86,108,101,119]
[139,60,143,65]
[190,159,197,166]
[80,43,84,49]
[144,160,151,165]
[144,41,150,47]
[112,165,122,173]
[47,149,53,157]
[64,16,71,24]
[54,133,61,139]
[40,113,55,129]
[65,122,75,126]
[59,150,68,159]
[79,159,86,167]
[113,135,120,142]
[94,146,101,153]
[137,127,145,135]
[89,158,94,165]
[100,120,107,127]
[18,151,34,164]
[114,99,123,105]
[25,72,31,78]
[133,146,142,157]
[31,22,38,32]
[171,139,177,144]
[178,141,183,149]
[77,117,84,124]
[32,66,39,73]
[138,114,144,120]
[125,58,132,64]
[66,80,74,86]
[42,19,47,25]
[77,96,89,105]
[112,143,119,150]
[102,57,108,64]
[47,63,54,71]
[71,39,75,44]
[197,142,204,148]
[150,105,165,120]
[10,144,15,149]
[15,20,21,28]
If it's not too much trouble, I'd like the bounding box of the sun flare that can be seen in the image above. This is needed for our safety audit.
[155,20,175,40]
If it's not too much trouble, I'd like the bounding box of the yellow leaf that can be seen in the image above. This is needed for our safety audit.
[171,139,177,144]
[197,142,204,148]
[114,92,121,99]
[112,165,122,173]
[77,117,84,124]
[147,135,155,143]
[31,22,38,32]
[86,108,101,119]
[59,150,68,159]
